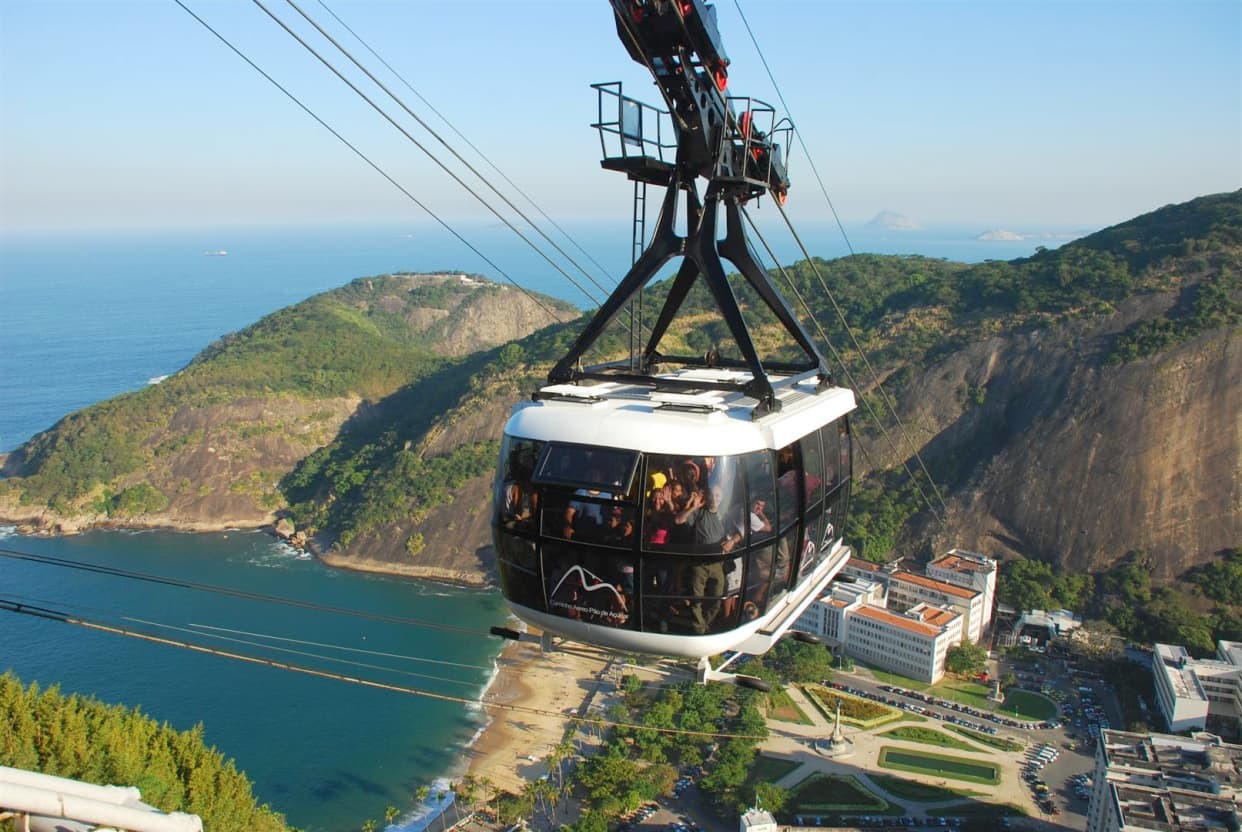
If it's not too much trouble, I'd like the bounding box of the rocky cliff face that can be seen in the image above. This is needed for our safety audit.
[893,293,1239,580]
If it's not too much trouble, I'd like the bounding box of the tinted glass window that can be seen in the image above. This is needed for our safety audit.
[542,542,636,629]
[495,533,544,612]
[743,544,775,620]
[643,454,742,554]
[822,421,841,489]
[533,443,639,495]
[640,553,741,635]
[775,443,800,531]
[497,436,543,533]
[742,451,776,546]
[800,430,824,508]
[542,490,636,549]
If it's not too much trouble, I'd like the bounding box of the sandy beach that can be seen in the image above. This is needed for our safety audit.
[463,638,613,795]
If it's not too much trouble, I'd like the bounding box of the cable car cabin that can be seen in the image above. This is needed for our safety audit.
[493,367,855,659]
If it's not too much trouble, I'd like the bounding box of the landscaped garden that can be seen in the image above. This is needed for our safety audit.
[801,685,901,728]
[877,747,1001,786]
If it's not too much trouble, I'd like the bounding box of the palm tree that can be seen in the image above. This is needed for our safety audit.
[449,781,464,826]
[385,805,400,825]
[362,821,377,832]
[415,784,431,817]
[459,774,479,818]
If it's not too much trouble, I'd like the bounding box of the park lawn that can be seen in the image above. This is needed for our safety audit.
[928,678,995,711]
[801,685,902,728]
[768,686,813,725]
[866,774,983,803]
[880,726,976,751]
[750,755,801,786]
[998,689,1059,722]
[877,747,1001,786]
[947,725,1025,752]
[787,774,905,817]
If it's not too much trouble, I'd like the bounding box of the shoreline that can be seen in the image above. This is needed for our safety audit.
[460,638,612,796]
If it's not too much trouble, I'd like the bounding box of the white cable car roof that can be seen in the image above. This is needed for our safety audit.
[507,367,856,457]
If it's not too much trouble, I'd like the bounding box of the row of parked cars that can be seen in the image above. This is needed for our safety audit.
[825,680,1011,735]
[875,683,1060,731]
[794,816,963,828]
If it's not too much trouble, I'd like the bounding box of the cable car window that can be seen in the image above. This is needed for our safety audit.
[772,528,797,601]
[799,430,825,509]
[775,443,801,531]
[640,554,741,635]
[643,454,741,554]
[498,436,543,533]
[532,443,639,495]
[821,421,841,489]
[798,504,825,583]
[542,542,636,629]
[839,417,852,481]
[742,451,776,546]
[495,533,545,612]
[743,544,775,620]
[823,483,846,549]
[542,490,635,548]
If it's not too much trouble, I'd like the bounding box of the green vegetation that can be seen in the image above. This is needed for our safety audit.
[944,641,989,677]
[998,689,1058,722]
[865,773,981,802]
[745,638,834,685]
[765,686,812,725]
[876,747,1000,786]
[879,726,976,751]
[0,672,290,832]
[1107,268,1240,364]
[946,725,1024,752]
[785,773,899,815]
[748,755,800,786]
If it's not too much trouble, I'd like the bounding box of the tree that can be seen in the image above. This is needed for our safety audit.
[944,641,989,676]
[754,782,789,815]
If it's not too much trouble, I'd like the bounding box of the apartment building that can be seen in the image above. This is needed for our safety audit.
[1085,728,1242,832]
[1153,642,1242,734]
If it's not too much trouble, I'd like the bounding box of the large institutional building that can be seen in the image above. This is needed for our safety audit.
[1152,641,1242,735]
[1085,728,1242,832]
[795,550,997,683]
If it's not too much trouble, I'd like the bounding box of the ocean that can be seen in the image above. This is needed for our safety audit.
[0,218,1078,829]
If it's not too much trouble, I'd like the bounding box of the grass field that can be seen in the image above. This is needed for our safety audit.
[866,774,982,803]
[787,774,905,817]
[998,689,1059,722]
[877,747,1001,786]
[880,726,976,751]
[947,725,1025,752]
[749,755,801,786]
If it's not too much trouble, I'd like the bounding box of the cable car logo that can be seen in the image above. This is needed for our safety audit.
[548,565,628,622]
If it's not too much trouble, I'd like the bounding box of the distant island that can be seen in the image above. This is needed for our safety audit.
[865,211,922,231]
[975,229,1089,242]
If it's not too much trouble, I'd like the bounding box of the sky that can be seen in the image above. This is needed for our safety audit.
[0,0,1239,234]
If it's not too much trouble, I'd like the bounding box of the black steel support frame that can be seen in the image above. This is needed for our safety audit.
[547,169,830,414]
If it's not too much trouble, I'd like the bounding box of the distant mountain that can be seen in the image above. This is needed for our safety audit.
[866,211,922,231]
[976,229,1026,241]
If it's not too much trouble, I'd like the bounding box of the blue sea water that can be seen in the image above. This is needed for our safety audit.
[0,218,1080,829]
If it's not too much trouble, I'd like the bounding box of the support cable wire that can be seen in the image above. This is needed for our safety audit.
[740,208,939,520]
[0,597,767,742]
[250,0,608,313]
[732,0,856,259]
[313,0,621,293]
[773,197,950,517]
[124,617,486,688]
[172,0,565,326]
[0,547,490,639]
[731,0,949,518]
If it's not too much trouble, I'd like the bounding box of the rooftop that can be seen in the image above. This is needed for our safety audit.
[1102,729,1242,793]
[930,550,996,574]
[891,570,979,600]
[854,604,958,639]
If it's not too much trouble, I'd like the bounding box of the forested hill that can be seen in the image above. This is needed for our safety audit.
[0,272,573,542]
[0,193,1237,598]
